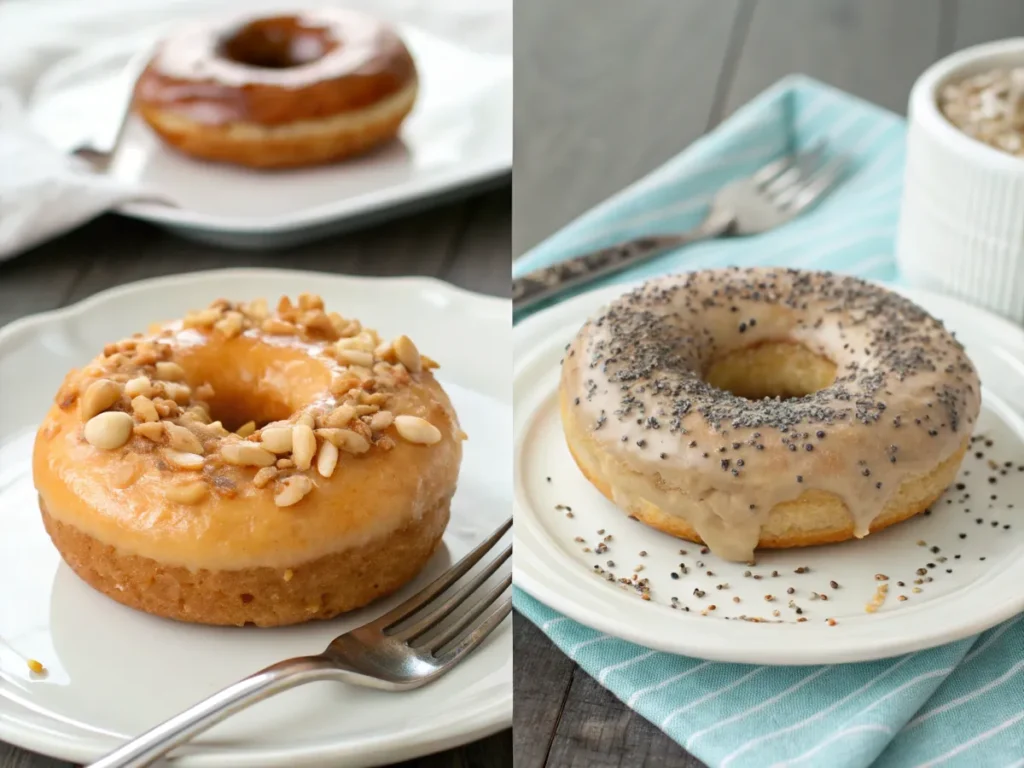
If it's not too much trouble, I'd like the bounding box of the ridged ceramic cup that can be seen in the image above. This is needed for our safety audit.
[897,38,1024,324]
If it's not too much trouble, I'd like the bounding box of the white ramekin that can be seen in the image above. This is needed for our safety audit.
[897,38,1024,323]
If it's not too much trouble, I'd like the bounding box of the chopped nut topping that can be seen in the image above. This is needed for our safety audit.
[275,475,313,507]
[165,422,204,454]
[261,426,294,454]
[167,481,208,504]
[71,294,443,509]
[124,375,152,398]
[262,318,297,335]
[153,398,180,418]
[323,404,357,428]
[221,442,276,467]
[131,395,160,423]
[84,411,134,450]
[161,449,205,470]
[336,349,374,367]
[298,292,324,311]
[369,410,394,431]
[337,428,371,454]
[162,382,192,405]
[154,361,186,381]
[253,466,278,488]
[214,311,244,338]
[317,440,339,478]
[394,415,442,445]
[80,378,123,420]
[183,308,221,328]
[134,421,165,441]
[393,335,422,373]
[292,424,316,470]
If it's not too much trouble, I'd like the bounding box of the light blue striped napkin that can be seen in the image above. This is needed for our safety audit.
[512,75,1024,768]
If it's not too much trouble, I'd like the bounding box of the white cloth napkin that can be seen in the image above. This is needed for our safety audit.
[0,0,511,262]
[0,90,141,259]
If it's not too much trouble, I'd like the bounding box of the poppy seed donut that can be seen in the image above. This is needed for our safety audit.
[559,268,980,562]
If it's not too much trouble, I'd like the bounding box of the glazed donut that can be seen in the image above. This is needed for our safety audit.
[33,294,463,626]
[560,268,981,563]
[132,9,418,168]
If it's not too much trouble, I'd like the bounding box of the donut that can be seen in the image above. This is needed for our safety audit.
[33,294,463,626]
[559,268,981,563]
[132,9,418,168]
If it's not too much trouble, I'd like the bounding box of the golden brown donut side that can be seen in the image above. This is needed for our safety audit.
[134,79,417,168]
[41,496,449,627]
[561,390,968,551]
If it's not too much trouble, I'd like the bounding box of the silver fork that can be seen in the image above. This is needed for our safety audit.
[511,142,846,313]
[88,518,512,768]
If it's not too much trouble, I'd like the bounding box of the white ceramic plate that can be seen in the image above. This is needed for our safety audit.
[0,269,511,767]
[513,282,1024,666]
[28,22,512,249]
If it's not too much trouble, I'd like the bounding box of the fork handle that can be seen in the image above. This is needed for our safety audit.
[88,655,339,768]
[512,218,730,314]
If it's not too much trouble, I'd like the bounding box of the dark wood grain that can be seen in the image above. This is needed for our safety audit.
[512,615,704,768]
[512,612,576,767]
[512,2,1024,768]
[0,188,510,768]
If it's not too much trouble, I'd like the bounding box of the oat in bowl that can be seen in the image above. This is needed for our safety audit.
[32,294,465,627]
[897,38,1024,324]
[938,67,1024,156]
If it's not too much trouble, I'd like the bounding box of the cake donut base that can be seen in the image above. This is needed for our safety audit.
[562,393,969,553]
[41,495,450,627]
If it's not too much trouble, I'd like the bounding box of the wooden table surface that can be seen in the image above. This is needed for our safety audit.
[0,184,512,767]
[512,1,1024,766]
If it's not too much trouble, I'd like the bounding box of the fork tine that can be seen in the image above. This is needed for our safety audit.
[777,155,847,211]
[424,572,512,654]
[387,542,511,639]
[433,594,512,668]
[372,517,511,630]
[762,141,827,196]
[751,154,797,186]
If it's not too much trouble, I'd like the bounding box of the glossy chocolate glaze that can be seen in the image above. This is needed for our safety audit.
[133,8,416,126]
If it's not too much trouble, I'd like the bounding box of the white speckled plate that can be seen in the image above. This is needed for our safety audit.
[0,269,511,767]
[513,282,1024,665]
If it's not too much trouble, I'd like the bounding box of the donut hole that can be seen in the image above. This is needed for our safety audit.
[171,337,333,432]
[705,341,836,400]
[202,389,293,433]
[219,17,337,69]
